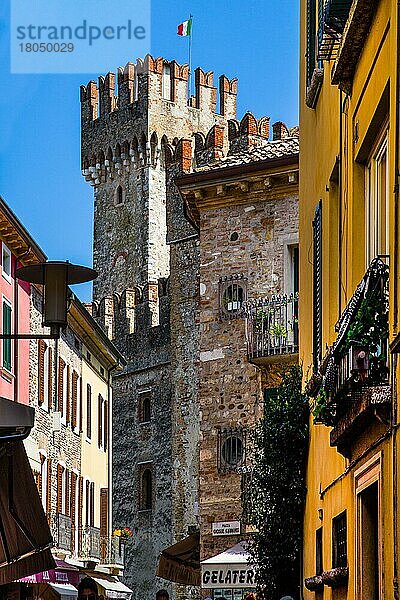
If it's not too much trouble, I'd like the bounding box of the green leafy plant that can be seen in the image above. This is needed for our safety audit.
[312,387,335,426]
[242,366,309,600]
[269,323,288,338]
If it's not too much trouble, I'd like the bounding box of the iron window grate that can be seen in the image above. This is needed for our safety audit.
[332,511,347,568]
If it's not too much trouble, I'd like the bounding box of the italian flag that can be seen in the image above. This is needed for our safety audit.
[177,18,192,36]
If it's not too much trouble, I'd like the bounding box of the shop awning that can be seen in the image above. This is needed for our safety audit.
[0,437,55,584]
[201,542,256,589]
[49,583,78,599]
[157,531,200,587]
[88,574,133,599]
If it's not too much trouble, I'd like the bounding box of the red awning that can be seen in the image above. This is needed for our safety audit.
[0,440,55,584]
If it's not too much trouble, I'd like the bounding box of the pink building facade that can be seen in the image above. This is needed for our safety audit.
[0,197,46,405]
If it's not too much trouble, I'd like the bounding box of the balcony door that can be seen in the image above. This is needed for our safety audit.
[365,129,389,266]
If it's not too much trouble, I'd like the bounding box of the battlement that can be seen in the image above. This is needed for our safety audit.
[82,112,292,187]
[89,278,170,343]
[80,54,238,125]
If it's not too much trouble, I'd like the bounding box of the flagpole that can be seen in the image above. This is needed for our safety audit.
[188,14,193,99]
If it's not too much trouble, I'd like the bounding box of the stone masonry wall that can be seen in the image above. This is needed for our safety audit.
[197,187,299,567]
[28,286,82,545]
[82,56,238,600]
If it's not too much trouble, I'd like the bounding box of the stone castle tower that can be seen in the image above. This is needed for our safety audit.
[80,55,238,599]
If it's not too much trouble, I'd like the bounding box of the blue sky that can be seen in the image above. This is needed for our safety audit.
[0,0,299,301]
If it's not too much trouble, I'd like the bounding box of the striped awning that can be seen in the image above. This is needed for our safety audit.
[0,438,55,584]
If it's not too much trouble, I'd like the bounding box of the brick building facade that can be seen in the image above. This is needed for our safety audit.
[177,124,299,589]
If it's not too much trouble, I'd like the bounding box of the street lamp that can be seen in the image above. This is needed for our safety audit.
[0,261,97,340]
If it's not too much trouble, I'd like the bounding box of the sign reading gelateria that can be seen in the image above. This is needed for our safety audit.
[212,521,241,536]
[201,542,256,590]
[201,565,256,589]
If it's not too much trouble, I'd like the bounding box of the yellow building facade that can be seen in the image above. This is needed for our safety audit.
[300,0,400,598]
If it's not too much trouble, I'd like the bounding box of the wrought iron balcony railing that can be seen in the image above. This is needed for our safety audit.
[245,293,299,362]
[57,513,72,551]
[313,258,391,454]
[82,526,101,560]
[99,535,125,567]
[325,258,390,412]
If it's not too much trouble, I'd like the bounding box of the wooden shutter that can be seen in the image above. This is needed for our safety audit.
[313,201,323,371]
[46,459,52,519]
[85,480,90,527]
[58,357,65,414]
[57,464,63,514]
[78,476,83,553]
[34,471,42,496]
[90,482,95,527]
[71,371,78,429]
[306,0,317,85]
[2,302,11,371]
[104,400,108,452]
[70,472,77,551]
[79,377,83,432]
[87,384,92,439]
[38,340,46,405]
[48,347,53,410]
[98,395,103,448]
[100,488,108,537]
[66,365,71,424]
[65,469,70,516]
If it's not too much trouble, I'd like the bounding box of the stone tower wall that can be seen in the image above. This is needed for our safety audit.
[81,55,238,600]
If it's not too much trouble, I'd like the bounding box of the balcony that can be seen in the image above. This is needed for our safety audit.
[57,513,72,551]
[82,526,101,560]
[313,258,391,457]
[99,536,125,568]
[317,0,352,62]
[245,293,299,364]
[331,0,380,88]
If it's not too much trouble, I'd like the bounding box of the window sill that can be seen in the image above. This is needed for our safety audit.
[0,367,14,383]
[139,421,151,426]
[2,271,12,285]
[138,509,152,514]
[85,436,92,444]
[306,68,324,109]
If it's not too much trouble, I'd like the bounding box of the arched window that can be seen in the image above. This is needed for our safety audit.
[115,185,124,206]
[138,393,151,423]
[140,469,153,510]
[219,275,247,320]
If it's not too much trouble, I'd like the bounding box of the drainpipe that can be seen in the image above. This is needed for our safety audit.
[393,354,398,600]
[13,264,19,404]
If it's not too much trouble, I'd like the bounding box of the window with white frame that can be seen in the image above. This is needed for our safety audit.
[2,244,11,281]
[365,129,389,266]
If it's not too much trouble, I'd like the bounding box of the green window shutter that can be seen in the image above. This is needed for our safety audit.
[3,302,11,371]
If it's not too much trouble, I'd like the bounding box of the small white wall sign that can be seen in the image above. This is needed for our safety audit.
[212,521,241,536]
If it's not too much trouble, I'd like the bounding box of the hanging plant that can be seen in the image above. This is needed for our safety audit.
[312,387,335,426]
